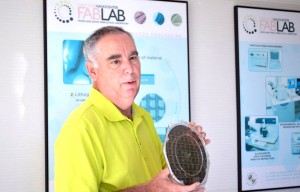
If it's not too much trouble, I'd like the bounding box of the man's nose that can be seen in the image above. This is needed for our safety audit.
[123,59,134,74]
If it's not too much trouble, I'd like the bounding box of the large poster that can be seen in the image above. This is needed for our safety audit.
[45,0,189,191]
[235,6,300,191]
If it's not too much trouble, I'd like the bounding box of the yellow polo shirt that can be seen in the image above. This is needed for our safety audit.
[55,87,166,192]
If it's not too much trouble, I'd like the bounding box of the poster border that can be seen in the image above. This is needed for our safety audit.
[234,5,300,192]
[44,0,190,191]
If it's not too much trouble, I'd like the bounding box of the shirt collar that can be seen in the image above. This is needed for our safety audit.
[88,87,147,122]
[88,87,127,122]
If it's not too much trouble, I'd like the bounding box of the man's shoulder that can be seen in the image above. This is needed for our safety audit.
[63,100,102,126]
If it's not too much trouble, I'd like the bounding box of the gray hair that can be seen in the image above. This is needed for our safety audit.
[83,26,134,63]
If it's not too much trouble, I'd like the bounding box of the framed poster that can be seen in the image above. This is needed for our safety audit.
[235,6,300,191]
[44,0,190,191]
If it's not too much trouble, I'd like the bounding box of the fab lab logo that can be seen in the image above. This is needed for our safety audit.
[242,15,257,34]
[54,0,74,23]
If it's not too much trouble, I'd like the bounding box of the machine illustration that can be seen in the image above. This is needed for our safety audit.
[248,48,282,72]
[266,76,300,122]
[245,116,279,151]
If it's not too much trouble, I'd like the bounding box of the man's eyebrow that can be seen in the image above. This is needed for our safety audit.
[131,51,139,56]
[106,51,139,61]
[107,54,121,61]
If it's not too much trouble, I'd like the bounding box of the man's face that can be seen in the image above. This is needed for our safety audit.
[89,33,141,110]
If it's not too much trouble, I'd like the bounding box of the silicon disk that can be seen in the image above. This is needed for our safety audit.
[163,122,209,186]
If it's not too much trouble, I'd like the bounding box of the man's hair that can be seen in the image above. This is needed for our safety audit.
[83,26,133,62]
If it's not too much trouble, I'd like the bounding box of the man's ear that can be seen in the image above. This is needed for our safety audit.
[86,61,98,81]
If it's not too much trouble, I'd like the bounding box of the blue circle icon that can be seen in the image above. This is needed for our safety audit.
[153,12,165,25]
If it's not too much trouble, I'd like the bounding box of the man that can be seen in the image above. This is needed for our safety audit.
[55,26,209,192]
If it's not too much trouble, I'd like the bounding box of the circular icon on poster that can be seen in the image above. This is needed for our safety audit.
[140,93,165,122]
[243,16,257,34]
[153,12,165,25]
[171,14,182,26]
[246,172,257,186]
[54,2,73,23]
[134,11,146,24]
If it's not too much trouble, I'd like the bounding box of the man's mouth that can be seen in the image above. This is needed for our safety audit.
[124,80,135,85]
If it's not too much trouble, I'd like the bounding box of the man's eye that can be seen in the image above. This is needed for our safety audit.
[112,60,121,65]
[130,55,139,61]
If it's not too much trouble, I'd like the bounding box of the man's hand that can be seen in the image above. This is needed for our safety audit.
[188,121,210,145]
[147,168,205,192]
[121,168,205,192]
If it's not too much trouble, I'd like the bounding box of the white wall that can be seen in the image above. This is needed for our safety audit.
[1,0,300,191]
[0,0,45,192]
